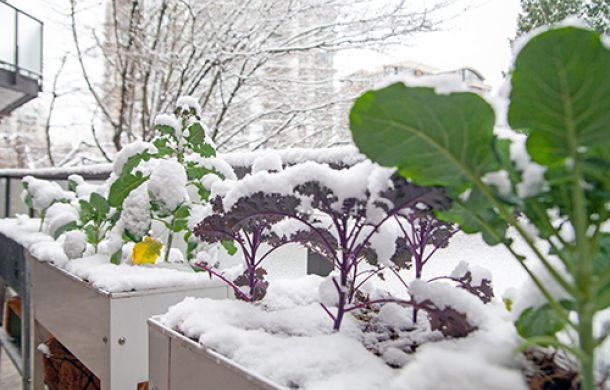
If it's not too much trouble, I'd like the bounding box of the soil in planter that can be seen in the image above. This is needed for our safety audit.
[42,337,101,390]
[4,296,22,345]
[524,350,580,390]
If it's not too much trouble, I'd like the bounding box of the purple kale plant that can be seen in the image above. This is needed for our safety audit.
[213,176,451,330]
[387,202,494,323]
[191,163,487,336]
[192,193,300,302]
[297,179,450,330]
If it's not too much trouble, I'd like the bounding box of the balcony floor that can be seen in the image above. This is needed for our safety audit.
[0,351,21,390]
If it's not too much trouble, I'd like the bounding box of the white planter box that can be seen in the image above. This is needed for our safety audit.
[29,256,230,390]
[148,317,281,390]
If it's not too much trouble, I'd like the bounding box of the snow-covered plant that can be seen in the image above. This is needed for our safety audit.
[21,176,74,231]
[193,194,299,302]
[45,176,118,254]
[106,97,226,264]
[293,178,448,331]
[197,161,450,330]
[350,26,609,390]
[74,192,115,253]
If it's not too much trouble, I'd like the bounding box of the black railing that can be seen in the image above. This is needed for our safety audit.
[0,166,112,218]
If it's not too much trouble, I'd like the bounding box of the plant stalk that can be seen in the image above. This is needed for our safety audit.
[164,217,175,263]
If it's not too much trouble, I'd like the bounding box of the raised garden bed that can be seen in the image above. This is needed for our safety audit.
[30,252,229,390]
[148,317,280,390]
[0,218,232,390]
[149,275,530,390]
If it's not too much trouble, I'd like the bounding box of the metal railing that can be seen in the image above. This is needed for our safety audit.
[0,1,43,85]
[1,167,112,218]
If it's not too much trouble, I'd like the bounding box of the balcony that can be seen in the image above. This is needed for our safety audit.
[0,1,42,117]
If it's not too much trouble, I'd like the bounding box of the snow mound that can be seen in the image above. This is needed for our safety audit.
[112,141,155,176]
[148,159,188,212]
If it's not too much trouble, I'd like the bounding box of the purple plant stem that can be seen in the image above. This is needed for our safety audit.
[319,303,336,322]
[247,229,261,298]
[345,298,414,313]
[192,261,251,301]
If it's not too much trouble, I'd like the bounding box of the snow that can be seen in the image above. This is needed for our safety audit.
[62,230,87,259]
[43,202,78,237]
[160,274,527,390]
[269,218,309,240]
[494,127,547,198]
[161,295,391,390]
[410,279,490,328]
[450,261,492,287]
[602,34,610,50]
[365,165,396,223]
[482,170,511,196]
[0,164,112,179]
[120,183,151,239]
[367,222,401,266]
[112,141,155,176]
[510,255,573,316]
[154,114,181,136]
[21,176,74,210]
[63,254,224,292]
[251,152,283,174]
[377,302,413,330]
[176,96,202,117]
[187,204,213,230]
[0,217,224,293]
[221,145,364,169]
[392,347,527,390]
[37,343,50,356]
[185,155,237,180]
[211,160,390,212]
[147,159,188,212]
[375,73,472,95]
[68,174,104,199]
[318,274,340,306]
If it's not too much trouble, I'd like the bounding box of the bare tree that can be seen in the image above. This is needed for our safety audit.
[69,0,455,152]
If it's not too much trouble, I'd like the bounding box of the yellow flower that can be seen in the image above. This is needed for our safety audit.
[132,236,163,265]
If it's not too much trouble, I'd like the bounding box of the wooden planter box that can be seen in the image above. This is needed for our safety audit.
[148,318,281,390]
[29,256,231,390]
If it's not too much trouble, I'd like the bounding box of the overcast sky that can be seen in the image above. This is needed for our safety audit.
[335,0,521,92]
[18,0,521,92]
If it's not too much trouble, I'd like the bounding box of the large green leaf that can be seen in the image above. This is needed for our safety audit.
[108,172,149,209]
[53,220,79,240]
[79,200,94,223]
[509,27,610,166]
[121,151,152,176]
[350,83,498,192]
[516,303,567,338]
[438,188,509,246]
[89,192,109,222]
[186,122,206,146]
